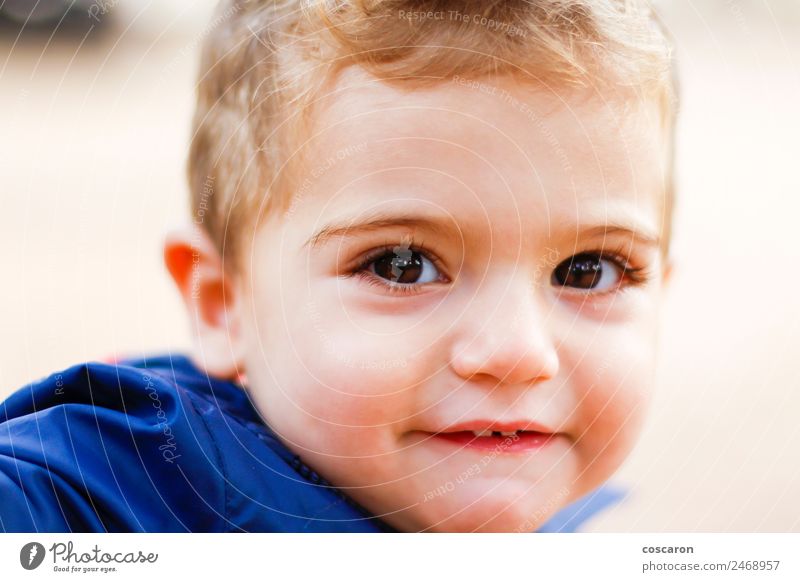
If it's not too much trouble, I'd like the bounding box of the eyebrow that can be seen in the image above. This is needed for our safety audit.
[577,224,662,248]
[303,211,662,251]
[303,211,458,251]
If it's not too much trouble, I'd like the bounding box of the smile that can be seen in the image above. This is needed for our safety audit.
[416,421,561,453]
[429,430,555,452]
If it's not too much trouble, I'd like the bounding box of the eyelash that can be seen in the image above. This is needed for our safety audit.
[346,239,652,297]
[573,245,652,295]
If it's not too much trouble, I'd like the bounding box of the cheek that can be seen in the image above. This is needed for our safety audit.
[563,322,658,489]
[243,284,431,452]
[292,288,442,395]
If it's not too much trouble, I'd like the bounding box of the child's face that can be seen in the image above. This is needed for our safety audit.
[236,67,669,532]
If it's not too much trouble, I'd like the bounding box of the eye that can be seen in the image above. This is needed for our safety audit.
[551,252,625,292]
[367,245,441,285]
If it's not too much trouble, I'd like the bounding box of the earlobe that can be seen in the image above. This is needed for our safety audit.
[163,225,245,380]
[661,256,676,289]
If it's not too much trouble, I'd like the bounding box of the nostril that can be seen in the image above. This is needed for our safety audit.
[449,330,560,386]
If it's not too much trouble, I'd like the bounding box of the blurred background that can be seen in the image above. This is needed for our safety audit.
[0,1,798,532]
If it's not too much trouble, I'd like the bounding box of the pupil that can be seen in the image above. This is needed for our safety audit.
[374,250,423,283]
[554,254,602,289]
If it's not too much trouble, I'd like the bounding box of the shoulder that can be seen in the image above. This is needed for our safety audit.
[0,354,244,532]
[0,354,388,533]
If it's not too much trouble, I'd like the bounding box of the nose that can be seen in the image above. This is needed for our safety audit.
[449,285,560,386]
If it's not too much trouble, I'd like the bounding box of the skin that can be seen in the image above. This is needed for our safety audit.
[165,66,672,532]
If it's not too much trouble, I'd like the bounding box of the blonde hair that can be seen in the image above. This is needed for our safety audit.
[188,0,677,266]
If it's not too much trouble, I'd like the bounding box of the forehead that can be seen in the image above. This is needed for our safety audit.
[293,66,666,242]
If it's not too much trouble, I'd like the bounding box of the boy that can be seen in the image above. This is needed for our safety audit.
[0,0,676,532]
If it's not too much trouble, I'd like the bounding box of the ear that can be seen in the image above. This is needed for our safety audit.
[661,254,676,289]
[163,225,245,380]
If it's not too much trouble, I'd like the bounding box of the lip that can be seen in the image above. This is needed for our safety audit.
[439,420,556,434]
[416,420,562,453]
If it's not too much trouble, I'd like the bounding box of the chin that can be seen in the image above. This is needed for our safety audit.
[424,502,547,533]
[414,482,571,533]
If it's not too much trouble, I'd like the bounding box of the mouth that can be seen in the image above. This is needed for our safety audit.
[417,422,561,453]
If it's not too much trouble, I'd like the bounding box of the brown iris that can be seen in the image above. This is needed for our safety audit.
[372,248,424,284]
[552,253,604,289]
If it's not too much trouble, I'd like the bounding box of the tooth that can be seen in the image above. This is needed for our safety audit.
[472,430,493,437]
[500,431,517,437]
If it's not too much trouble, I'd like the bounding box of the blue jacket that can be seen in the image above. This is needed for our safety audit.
[0,354,624,532]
